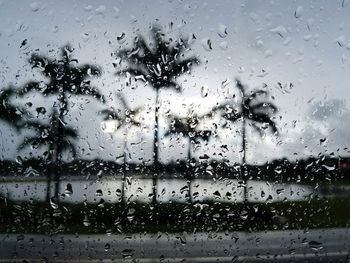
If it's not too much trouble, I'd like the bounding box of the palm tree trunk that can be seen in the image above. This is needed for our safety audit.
[49,107,59,203]
[187,137,192,204]
[46,151,53,203]
[121,132,127,203]
[242,117,248,202]
[121,132,128,224]
[152,91,160,204]
[52,142,59,202]
[45,175,51,202]
[53,91,67,201]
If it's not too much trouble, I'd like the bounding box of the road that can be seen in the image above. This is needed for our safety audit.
[0,228,349,262]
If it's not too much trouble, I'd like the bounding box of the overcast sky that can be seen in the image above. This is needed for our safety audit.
[0,0,350,165]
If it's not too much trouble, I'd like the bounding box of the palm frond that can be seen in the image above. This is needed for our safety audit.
[77,85,105,102]
[60,45,74,64]
[18,136,50,151]
[116,68,147,79]
[235,78,244,93]
[251,122,264,137]
[100,108,123,122]
[60,138,77,158]
[62,126,78,139]
[245,89,268,105]
[251,102,278,114]
[29,54,58,79]
[116,24,199,92]
[249,113,278,135]
[20,81,42,95]
[77,64,102,78]
[172,57,200,75]
[191,130,212,142]
[0,86,26,129]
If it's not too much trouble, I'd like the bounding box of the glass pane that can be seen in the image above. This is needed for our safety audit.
[0,0,349,261]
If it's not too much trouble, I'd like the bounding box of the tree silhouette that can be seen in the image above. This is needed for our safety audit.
[20,44,103,199]
[218,79,278,201]
[166,115,211,161]
[116,24,200,203]
[19,45,102,200]
[165,114,211,203]
[19,108,77,202]
[100,94,142,202]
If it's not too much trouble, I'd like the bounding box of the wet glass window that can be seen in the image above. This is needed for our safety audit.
[0,0,349,261]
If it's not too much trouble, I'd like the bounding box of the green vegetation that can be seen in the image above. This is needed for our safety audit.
[0,197,348,235]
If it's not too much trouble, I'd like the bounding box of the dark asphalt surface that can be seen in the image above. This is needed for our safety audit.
[0,228,349,262]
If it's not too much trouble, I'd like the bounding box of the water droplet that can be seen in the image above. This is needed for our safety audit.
[309,241,323,251]
[20,39,27,48]
[320,137,327,145]
[52,25,59,33]
[177,235,187,245]
[276,188,285,195]
[104,243,111,251]
[83,215,91,227]
[240,210,248,220]
[64,183,73,197]
[270,25,287,38]
[24,167,39,177]
[117,33,126,44]
[30,2,40,12]
[17,235,24,242]
[15,156,23,165]
[213,190,221,199]
[95,5,106,15]
[95,189,103,196]
[219,41,228,50]
[335,35,347,47]
[274,166,282,174]
[81,33,90,42]
[217,24,228,38]
[201,85,208,97]
[50,198,58,210]
[322,164,336,171]
[98,198,105,208]
[113,7,120,18]
[127,208,135,222]
[180,185,189,194]
[84,5,93,11]
[122,249,134,259]
[201,38,212,51]
[294,6,303,18]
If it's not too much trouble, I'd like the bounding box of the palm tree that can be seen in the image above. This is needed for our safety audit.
[166,115,211,161]
[19,108,77,202]
[218,79,278,201]
[100,94,142,202]
[165,114,211,203]
[20,44,103,200]
[116,24,200,203]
